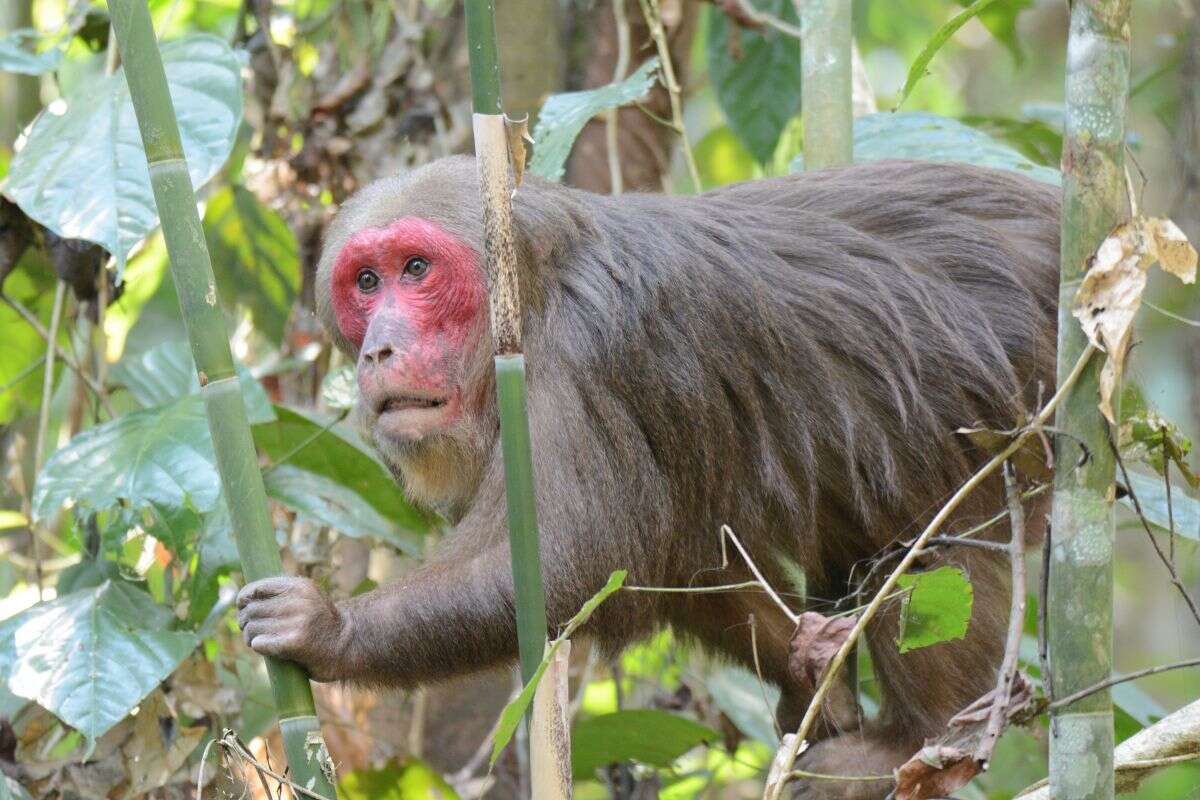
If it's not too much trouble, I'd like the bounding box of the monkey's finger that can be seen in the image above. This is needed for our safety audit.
[236,596,294,629]
[246,633,299,660]
[236,576,299,609]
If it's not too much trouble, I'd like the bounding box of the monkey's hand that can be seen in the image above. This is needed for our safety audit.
[236,577,354,682]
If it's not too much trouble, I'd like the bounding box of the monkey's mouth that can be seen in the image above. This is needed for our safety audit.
[377,395,448,413]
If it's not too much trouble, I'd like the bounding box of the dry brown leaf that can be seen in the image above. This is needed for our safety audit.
[505,114,532,189]
[1073,217,1198,423]
[949,672,1036,728]
[788,611,857,694]
[894,745,980,800]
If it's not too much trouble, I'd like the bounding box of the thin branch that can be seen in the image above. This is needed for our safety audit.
[720,524,799,624]
[925,536,1010,553]
[605,0,631,195]
[636,0,701,192]
[625,580,770,594]
[2,294,113,415]
[974,463,1028,766]
[763,344,1096,800]
[1038,519,1052,702]
[1110,433,1200,627]
[0,356,46,397]
[30,282,67,600]
[1049,657,1200,711]
[748,613,784,740]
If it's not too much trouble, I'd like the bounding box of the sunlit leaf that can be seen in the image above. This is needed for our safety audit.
[0,250,62,424]
[896,565,974,653]
[706,666,781,747]
[0,29,63,75]
[694,126,760,190]
[571,710,718,778]
[896,0,1004,108]
[706,0,801,164]
[529,58,659,182]
[1120,472,1200,543]
[4,35,242,270]
[0,580,197,749]
[792,111,1060,185]
[203,186,301,345]
[338,759,460,800]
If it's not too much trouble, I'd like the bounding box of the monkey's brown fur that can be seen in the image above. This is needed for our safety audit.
[239,159,1059,798]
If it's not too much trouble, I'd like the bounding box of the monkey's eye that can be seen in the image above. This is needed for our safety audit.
[404,256,430,278]
[356,268,381,294]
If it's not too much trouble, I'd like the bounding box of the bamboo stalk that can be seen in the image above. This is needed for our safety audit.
[463,0,550,691]
[1047,1,1131,798]
[798,0,853,168]
[106,3,336,796]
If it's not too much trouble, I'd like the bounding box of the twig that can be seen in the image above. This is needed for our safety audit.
[925,536,1010,553]
[214,729,329,800]
[636,0,701,192]
[1110,433,1200,627]
[720,525,799,624]
[1049,657,1200,711]
[605,0,631,194]
[2,294,113,414]
[625,580,772,594]
[1163,427,1175,563]
[30,282,67,600]
[1038,520,1052,702]
[0,356,46,397]
[749,614,784,740]
[974,463,1028,766]
[763,344,1096,800]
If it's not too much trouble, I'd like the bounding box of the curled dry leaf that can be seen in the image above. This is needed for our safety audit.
[949,672,1037,728]
[1073,217,1198,423]
[894,745,980,800]
[505,114,532,188]
[788,611,857,694]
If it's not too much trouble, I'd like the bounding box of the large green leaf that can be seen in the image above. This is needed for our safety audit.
[791,111,1061,185]
[529,58,659,182]
[0,581,197,748]
[264,465,422,553]
[32,394,223,523]
[253,406,432,541]
[1120,472,1200,543]
[4,35,242,269]
[110,339,274,423]
[203,186,300,345]
[0,29,64,75]
[571,710,718,778]
[896,565,974,653]
[706,0,801,165]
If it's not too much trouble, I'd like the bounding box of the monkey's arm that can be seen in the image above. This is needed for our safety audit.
[236,540,522,685]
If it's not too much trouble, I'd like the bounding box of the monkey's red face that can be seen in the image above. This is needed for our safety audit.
[331,218,486,443]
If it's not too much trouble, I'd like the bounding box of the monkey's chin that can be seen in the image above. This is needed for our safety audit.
[375,404,456,441]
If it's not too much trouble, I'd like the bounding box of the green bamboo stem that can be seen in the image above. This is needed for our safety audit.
[799,0,853,169]
[1048,1,1130,798]
[463,0,550,689]
[106,3,336,797]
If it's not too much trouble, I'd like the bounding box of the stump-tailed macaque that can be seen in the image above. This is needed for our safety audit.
[237,158,1059,798]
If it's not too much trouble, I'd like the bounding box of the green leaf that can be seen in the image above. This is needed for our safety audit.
[960,114,1062,166]
[0,581,197,748]
[32,394,224,523]
[338,759,460,800]
[491,570,627,764]
[896,565,974,653]
[111,339,275,423]
[4,35,242,270]
[706,0,800,164]
[203,186,301,345]
[0,29,64,75]
[1120,472,1200,543]
[896,0,1004,108]
[0,250,62,424]
[571,709,718,778]
[694,126,760,190]
[705,666,780,746]
[253,406,432,540]
[529,58,660,182]
[264,464,423,553]
[955,0,1032,64]
[792,111,1060,185]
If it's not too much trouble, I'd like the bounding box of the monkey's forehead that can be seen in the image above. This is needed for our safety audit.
[333,217,478,270]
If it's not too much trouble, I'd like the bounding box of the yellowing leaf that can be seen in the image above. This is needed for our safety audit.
[1073,217,1198,423]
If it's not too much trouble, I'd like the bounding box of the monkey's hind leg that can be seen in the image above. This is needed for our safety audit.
[788,547,1009,799]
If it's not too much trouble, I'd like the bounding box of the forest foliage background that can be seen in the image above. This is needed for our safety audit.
[0,0,1198,797]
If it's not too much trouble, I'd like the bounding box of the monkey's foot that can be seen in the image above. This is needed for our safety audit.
[788,733,910,800]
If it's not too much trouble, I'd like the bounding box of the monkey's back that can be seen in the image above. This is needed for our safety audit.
[524,160,1059,584]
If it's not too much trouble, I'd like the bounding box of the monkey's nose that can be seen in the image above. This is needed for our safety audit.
[362,344,394,366]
